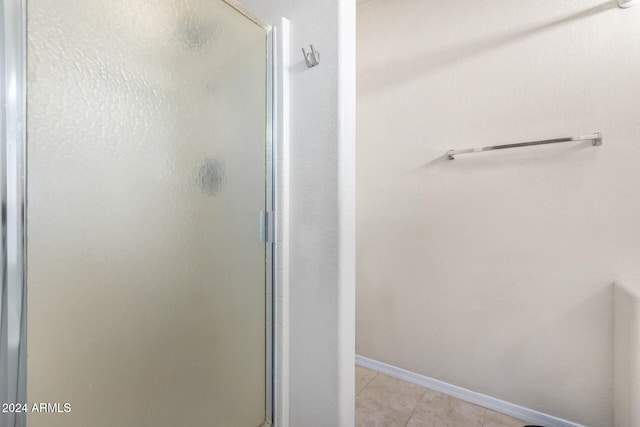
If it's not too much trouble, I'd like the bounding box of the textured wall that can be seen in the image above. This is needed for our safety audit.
[357,1,640,426]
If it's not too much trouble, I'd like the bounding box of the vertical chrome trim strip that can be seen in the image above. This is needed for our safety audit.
[1,0,27,426]
[265,26,276,425]
[219,3,275,422]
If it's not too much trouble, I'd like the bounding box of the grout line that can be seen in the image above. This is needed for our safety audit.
[356,369,378,395]
[365,371,378,390]
[402,387,426,427]
[481,407,487,427]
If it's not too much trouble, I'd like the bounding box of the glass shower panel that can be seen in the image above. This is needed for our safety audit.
[26,1,268,426]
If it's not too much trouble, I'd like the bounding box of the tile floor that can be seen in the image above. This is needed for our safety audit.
[356,365,530,427]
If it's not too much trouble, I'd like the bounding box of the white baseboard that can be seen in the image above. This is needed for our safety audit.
[356,355,585,427]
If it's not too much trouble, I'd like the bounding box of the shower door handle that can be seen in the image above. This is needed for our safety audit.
[260,210,274,243]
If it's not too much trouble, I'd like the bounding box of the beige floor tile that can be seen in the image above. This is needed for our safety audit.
[356,395,412,427]
[359,373,426,416]
[406,416,437,427]
[356,366,378,394]
[353,365,530,427]
[408,389,486,427]
[482,410,528,427]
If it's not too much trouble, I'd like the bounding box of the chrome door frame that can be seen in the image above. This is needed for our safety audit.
[224,3,276,422]
[0,0,276,425]
[1,0,27,426]
[265,27,276,426]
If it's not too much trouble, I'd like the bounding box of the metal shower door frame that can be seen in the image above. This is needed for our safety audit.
[223,3,277,423]
[0,0,27,426]
[0,0,277,426]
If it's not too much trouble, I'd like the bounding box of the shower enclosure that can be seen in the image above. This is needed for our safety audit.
[1,0,275,426]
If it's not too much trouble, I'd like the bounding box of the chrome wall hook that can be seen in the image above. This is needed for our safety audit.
[302,44,320,68]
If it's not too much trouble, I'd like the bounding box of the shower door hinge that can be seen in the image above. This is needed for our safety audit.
[260,210,274,243]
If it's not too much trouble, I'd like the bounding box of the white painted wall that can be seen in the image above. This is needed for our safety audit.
[356,1,640,426]
[614,280,640,427]
[242,1,356,426]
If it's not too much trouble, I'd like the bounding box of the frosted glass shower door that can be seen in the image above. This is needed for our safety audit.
[25,1,270,426]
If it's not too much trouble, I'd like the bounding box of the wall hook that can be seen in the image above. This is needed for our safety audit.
[302,44,320,68]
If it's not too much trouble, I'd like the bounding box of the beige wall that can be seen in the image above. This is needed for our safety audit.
[356,1,640,426]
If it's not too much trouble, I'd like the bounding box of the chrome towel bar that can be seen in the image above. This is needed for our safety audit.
[446,132,602,160]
